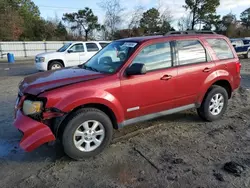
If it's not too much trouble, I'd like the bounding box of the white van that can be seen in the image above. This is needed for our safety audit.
[35,41,110,71]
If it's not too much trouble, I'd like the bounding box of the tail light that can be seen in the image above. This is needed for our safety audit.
[236,61,241,74]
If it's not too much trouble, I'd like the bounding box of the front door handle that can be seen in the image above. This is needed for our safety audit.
[161,75,172,80]
[203,67,211,72]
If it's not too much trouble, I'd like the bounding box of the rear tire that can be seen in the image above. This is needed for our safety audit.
[62,108,113,160]
[48,61,63,70]
[197,85,228,122]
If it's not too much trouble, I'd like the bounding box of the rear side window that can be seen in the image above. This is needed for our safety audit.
[207,39,234,60]
[176,40,206,65]
[99,42,109,48]
[236,40,244,46]
[132,42,172,71]
[86,43,99,52]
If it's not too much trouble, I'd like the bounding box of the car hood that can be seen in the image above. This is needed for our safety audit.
[19,67,106,95]
[36,51,61,57]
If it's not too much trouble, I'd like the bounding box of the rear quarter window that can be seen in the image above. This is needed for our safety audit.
[206,39,234,60]
[86,43,99,52]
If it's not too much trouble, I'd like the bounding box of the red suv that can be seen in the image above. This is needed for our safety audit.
[14,32,241,160]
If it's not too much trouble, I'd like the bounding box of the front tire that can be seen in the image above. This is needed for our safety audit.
[62,108,113,160]
[197,85,228,122]
[48,61,63,70]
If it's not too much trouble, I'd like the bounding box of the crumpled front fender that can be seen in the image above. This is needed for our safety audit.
[14,110,56,152]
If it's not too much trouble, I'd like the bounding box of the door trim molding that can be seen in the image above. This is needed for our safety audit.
[127,106,140,112]
[118,104,196,128]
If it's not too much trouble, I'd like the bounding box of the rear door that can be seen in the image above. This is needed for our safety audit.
[174,39,216,106]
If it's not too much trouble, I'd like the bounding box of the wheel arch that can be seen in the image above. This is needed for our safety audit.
[211,80,232,99]
[55,103,119,140]
[198,79,232,105]
[48,59,65,70]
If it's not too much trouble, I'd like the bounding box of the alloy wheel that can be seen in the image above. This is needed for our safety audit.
[73,120,105,152]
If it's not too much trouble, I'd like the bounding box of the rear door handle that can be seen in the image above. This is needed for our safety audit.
[203,67,211,72]
[161,75,172,80]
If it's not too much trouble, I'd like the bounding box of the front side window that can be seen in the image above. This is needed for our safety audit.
[207,39,234,60]
[132,42,172,71]
[176,40,206,65]
[69,43,85,52]
[232,40,243,47]
[86,43,99,52]
[82,41,138,73]
[237,40,244,46]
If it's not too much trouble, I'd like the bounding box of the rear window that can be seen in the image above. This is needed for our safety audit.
[176,40,207,65]
[243,40,250,45]
[99,42,109,48]
[86,43,99,52]
[207,39,234,60]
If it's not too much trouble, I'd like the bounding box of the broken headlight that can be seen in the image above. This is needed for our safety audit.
[22,100,43,115]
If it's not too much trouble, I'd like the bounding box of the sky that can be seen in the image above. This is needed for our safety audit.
[33,0,250,28]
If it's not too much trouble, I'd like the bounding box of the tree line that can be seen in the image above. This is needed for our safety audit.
[1,0,250,41]
[180,0,250,38]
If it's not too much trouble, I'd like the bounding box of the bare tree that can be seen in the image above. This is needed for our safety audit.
[126,6,145,36]
[156,0,174,32]
[99,0,125,39]
[157,0,173,24]
[128,6,145,30]
[178,13,192,31]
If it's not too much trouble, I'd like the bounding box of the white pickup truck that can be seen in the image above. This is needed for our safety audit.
[35,41,110,71]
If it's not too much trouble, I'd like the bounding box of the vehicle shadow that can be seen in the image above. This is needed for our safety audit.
[0,110,202,163]
[0,139,65,163]
[0,68,38,77]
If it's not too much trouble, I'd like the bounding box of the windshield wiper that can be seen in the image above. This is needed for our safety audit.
[82,64,100,72]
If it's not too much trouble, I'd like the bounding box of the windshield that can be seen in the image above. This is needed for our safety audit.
[82,41,138,74]
[57,43,72,52]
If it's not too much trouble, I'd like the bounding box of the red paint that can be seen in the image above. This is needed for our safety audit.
[14,34,241,152]
[120,67,177,119]
[14,110,55,152]
[19,68,106,95]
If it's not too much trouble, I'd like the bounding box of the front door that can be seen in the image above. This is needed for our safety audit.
[65,43,85,66]
[120,41,177,120]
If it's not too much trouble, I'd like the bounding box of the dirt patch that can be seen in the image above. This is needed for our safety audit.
[0,60,250,188]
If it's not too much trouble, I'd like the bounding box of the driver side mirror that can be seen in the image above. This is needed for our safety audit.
[67,49,73,53]
[126,63,146,76]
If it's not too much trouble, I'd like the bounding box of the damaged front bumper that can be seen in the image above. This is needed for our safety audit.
[14,110,56,152]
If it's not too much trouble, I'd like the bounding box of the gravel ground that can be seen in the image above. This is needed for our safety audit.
[0,60,250,188]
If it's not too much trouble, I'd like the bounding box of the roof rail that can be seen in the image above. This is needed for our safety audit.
[166,30,217,35]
